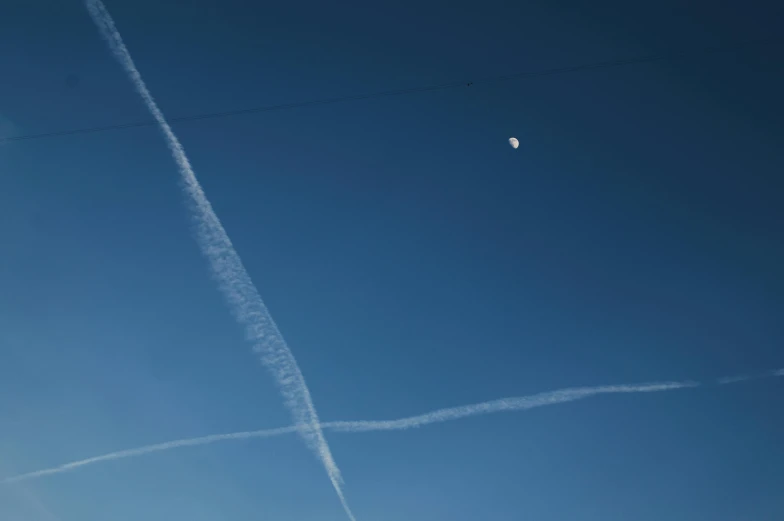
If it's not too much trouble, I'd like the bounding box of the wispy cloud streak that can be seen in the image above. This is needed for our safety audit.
[83,1,355,519]
[2,378,708,484]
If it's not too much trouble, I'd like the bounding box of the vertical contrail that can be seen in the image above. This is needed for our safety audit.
[84,2,356,519]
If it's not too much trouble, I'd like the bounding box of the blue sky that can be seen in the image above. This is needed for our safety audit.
[1,0,783,520]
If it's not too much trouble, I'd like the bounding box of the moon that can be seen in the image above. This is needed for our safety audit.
[509,137,519,149]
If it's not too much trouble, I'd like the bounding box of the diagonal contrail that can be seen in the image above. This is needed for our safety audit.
[0,378,708,484]
[83,1,356,519]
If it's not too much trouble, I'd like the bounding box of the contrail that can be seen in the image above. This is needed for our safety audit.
[0,378,705,484]
[716,368,784,385]
[84,1,356,519]
[326,381,697,432]
[0,463,64,521]
[3,370,781,485]
[717,374,755,384]
[1,426,298,484]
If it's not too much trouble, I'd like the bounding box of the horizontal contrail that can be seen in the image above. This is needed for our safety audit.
[84,1,355,519]
[1,427,298,484]
[326,381,696,432]
[1,378,704,484]
[5,370,782,485]
[717,375,752,384]
[716,368,784,385]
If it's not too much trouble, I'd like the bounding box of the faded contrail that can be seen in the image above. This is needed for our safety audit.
[716,367,784,385]
[2,378,701,484]
[84,1,355,519]
[1,427,299,484]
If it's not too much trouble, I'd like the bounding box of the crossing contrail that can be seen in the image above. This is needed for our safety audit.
[4,374,757,485]
[84,1,356,519]
[2,370,780,485]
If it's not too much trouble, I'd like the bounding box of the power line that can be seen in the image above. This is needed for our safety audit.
[2,38,781,144]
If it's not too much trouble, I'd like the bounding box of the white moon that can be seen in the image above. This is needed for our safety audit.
[509,137,519,149]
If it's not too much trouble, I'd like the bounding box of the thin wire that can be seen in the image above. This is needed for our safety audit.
[2,38,781,144]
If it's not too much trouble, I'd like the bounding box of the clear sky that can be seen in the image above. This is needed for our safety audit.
[1,0,783,520]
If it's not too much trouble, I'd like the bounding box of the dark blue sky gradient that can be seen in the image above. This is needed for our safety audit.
[1,0,782,520]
